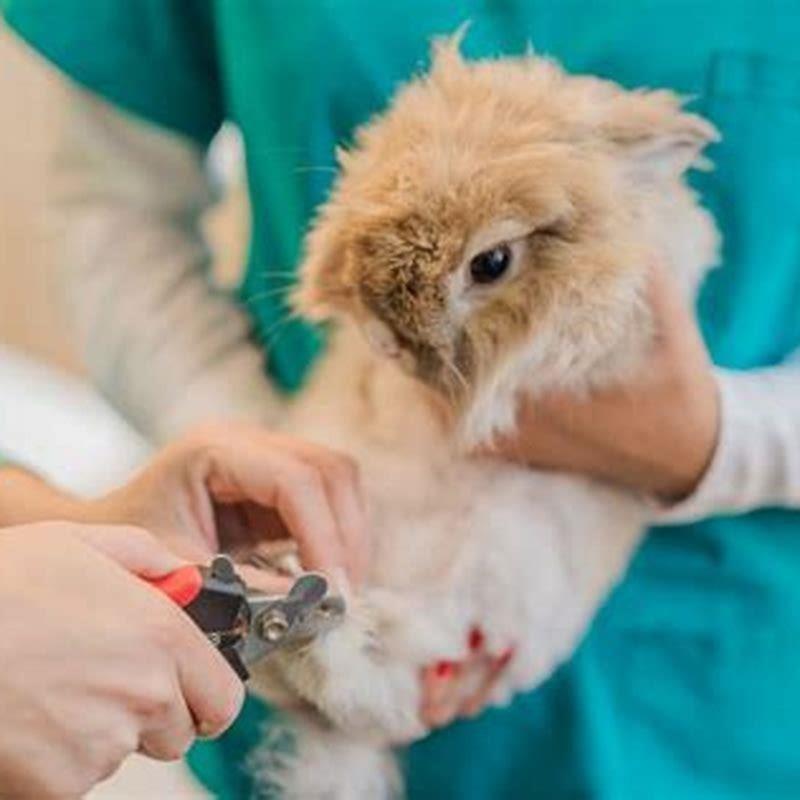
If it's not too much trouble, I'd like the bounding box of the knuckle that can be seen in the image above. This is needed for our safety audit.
[144,615,185,655]
[83,731,136,787]
[179,423,230,464]
[135,678,176,722]
[284,464,325,498]
[144,692,175,723]
[146,732,194,762]
[325,454,360,487]
[161,741,192,763]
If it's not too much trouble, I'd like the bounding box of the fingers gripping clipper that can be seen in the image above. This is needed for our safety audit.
[148,555,346,680]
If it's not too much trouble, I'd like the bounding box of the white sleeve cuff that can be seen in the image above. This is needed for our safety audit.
[657,365,800,524]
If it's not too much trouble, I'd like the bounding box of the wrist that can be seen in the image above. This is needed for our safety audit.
[656,367,781,522]
[652,370,721,502]
[0,465,91,528]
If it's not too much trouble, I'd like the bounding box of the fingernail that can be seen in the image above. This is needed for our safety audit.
[468,626,484,652]
[496,647,515,669]
[434,660,457,679]
[196,720,217,739]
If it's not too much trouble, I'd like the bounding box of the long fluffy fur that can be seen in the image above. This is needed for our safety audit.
[248,34,720,798]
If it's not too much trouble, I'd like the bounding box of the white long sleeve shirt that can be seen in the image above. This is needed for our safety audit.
[666,364,800,521]
[52,86,800,522]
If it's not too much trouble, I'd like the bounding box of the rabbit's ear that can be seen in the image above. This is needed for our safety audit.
[428,23,471,78]
[293,219,353,319]
[599,89,719,179]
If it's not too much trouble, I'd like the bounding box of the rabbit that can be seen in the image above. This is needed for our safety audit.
[248,31,720,800]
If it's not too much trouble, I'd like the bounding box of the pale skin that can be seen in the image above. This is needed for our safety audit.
[0,522,244,799]
[0,424,373,797]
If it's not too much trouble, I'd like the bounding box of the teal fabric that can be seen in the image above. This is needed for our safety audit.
[5,1,800,797]
[3,0,223,145]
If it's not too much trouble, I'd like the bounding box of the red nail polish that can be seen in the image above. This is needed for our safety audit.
[496,647,515,669]
[434,660,456,679]
[468,626,484,652]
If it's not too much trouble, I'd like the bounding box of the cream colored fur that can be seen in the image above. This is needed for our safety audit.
[249,34,720,799]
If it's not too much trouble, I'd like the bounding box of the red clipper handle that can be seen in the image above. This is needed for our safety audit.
[146,565,204,608]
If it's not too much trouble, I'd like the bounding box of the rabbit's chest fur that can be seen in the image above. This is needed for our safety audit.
[264,326,646,738]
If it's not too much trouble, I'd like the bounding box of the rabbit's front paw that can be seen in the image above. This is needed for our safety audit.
[260,597,424,742]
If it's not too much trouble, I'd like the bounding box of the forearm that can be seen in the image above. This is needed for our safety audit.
[0,465,84,528]
[662,354,800,523]
[53,86,281,443]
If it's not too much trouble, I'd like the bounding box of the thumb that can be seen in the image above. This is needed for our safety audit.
[73,524,187,577]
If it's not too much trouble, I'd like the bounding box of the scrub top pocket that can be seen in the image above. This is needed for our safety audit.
[694,51,800,369]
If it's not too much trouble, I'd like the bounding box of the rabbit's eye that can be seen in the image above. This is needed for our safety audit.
[469,244,512,285]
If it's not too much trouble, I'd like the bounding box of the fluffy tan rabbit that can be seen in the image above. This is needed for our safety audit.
[249,32,720,799]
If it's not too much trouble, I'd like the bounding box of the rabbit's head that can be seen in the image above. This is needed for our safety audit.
[294,33,718,441]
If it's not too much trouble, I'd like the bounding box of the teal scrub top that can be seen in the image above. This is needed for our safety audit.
[5,2,800,797]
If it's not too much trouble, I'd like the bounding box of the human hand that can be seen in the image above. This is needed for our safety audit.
[486,266,720,501]
[420,627,515,729]
[0,521,244,799]
[88,422,370,589]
